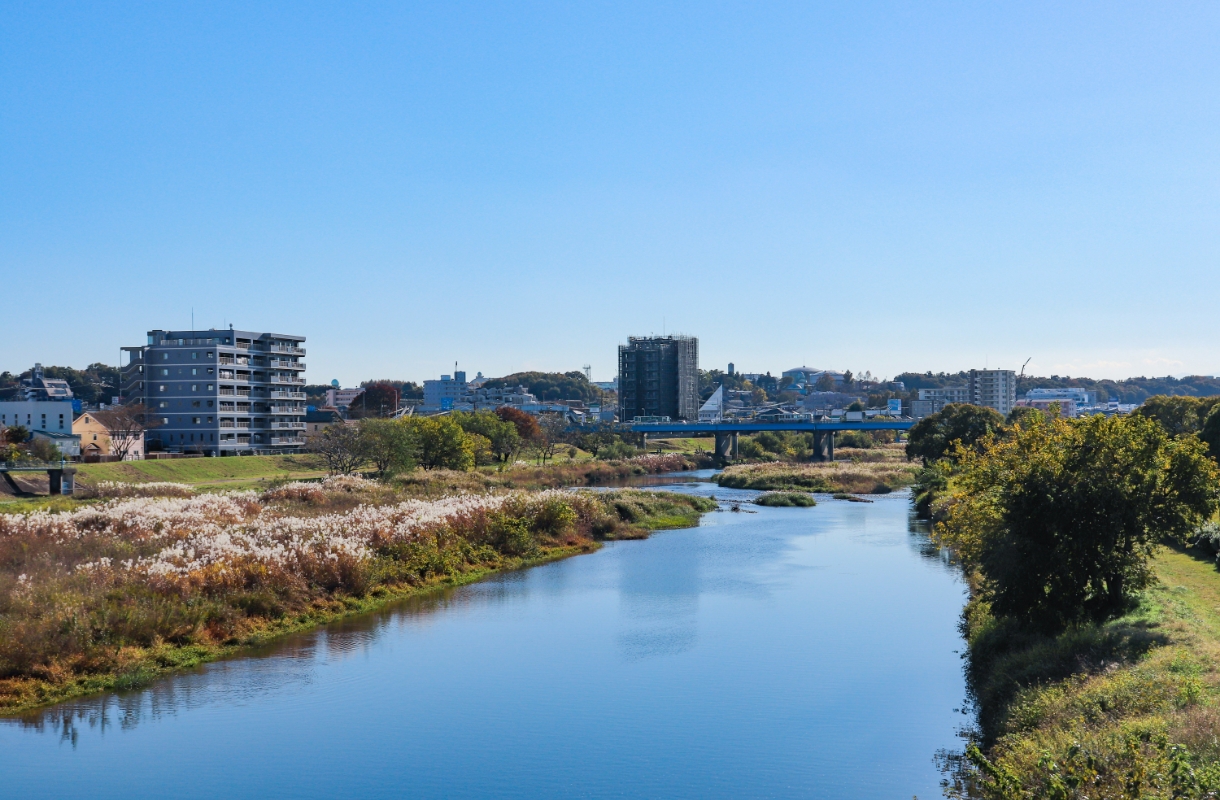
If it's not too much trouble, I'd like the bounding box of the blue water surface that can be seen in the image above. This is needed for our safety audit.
[0,481,967,799]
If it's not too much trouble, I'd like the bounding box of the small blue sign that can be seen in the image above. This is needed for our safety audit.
[441,398,454,411]
[887,399,903,416]
[71,399,83,413]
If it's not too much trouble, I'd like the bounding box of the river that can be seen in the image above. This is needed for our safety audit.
[1,474,968,799]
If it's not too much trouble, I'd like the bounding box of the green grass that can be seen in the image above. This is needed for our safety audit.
[956,546,1220,798]
[74,454,329,490]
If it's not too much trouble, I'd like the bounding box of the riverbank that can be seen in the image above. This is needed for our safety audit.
[715,447,918,494]
[952,545,1220,797]
[0,477,715,715]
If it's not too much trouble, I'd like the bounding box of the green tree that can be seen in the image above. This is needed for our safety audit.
[1133,395,1220,437]
[408,417,474,471]
[813,373,837,392]
[451,410,520,463]
[358,418,417,475]
[939,414,1218,629]
[905,403,1006,464]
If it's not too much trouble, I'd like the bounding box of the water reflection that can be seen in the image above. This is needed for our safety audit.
[3,480,969,800]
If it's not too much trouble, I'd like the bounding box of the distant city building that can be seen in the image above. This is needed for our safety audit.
[969,369,1017,416]
[325,387,366,410]
[917,387,971,404]
[1016,398,1078,418]
[1025,387,1097,406]
[422,373,467,412]
[618,335,699,422]
[782,367,844,391]
[727,362,735,376]
[699,385,725,423]
[304,408,344,441]
[592,378,618,392]
[18,363,73,401]
[122,327,307,455]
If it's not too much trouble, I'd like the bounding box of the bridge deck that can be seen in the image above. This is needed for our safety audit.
[629,420,914,434]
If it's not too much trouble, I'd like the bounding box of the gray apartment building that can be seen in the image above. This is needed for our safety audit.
[121,327,307,455]
[969,369,1017,416]
[618,335,699,422]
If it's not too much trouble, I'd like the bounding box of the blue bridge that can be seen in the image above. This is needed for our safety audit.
[627,419,915,461]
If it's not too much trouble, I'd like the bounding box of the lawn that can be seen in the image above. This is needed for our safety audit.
[73,453,329,490]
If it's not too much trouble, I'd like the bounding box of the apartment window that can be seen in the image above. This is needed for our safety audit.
[163,353,169,360]
[161,368,169,376]
[159,385,167,392]
[159,401,168,408]
[162,417,169,425]
[192,401,201,408]
[207,400,214,407]
[191,384,198,391]
[192,352,198,359]
[208,368,214,375]
[207,351,214,358]
[191,368,198,375]
[193,417,201,424]
[207,417,214,423]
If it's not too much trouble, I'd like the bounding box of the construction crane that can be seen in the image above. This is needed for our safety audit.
[1019,357,1031,378]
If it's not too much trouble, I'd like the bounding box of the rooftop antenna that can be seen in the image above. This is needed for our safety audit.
[583,364,592,381]
[191,307,194,331]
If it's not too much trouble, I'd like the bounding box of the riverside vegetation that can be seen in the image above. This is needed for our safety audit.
[0,472,714,714]
[921,405,1220,798]
[716,445,918,495]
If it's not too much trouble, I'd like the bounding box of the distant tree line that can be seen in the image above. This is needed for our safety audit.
[482,371,604,402]
[0,364,120,405]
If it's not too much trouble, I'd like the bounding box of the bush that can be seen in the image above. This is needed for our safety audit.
[754,491,817,507]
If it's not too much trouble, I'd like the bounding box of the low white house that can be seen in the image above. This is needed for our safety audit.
[699,386,724,423]
[0,400,75,435]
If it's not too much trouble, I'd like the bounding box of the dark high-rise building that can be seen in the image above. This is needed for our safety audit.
[617,335,699,422]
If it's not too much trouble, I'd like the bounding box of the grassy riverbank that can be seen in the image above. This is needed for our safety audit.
[52,452,709,499]
[716,447,918,494]
[0,478,715,715]
[953,546,1220,798]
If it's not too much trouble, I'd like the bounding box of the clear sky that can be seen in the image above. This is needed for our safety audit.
[3,2,1218,385]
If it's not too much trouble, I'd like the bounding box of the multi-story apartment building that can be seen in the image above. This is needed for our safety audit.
[121,327,307,455]
[618,335,699,422]
[917,386,971,405]
[969,369,1017,416]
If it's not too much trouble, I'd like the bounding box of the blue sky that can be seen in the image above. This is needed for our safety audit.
[3,2,1218,385]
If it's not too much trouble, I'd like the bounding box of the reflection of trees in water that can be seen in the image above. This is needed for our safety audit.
[907,510,957,569]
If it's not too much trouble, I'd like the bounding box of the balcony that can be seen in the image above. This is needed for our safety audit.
[270,344,305,355]
[270,421,306,430]
[269,359,305,370]
[269,405,303,414]
[269,436,304,446]
[270,390,306,399]
[270,375,306,385]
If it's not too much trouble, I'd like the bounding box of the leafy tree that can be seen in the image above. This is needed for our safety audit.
[482,371,602,402]
[407,417,474,471]
[1133,395,1220,437]
[451,410,520,463]
[495,406,542,442]
[577,424,618,458]
[905,403,1006,464]
[358,418,417,475]
[938,414,1218,629]
[814,373,837,392]
[3,425,30,446]
[1201,406,1220,462]
[1005,405,1044,427]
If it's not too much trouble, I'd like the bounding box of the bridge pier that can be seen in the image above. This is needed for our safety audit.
[48,468,76,495]
[714,432,735,463]
[811,431,835,462]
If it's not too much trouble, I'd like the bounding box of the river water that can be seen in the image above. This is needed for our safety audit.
[1,475,968,799]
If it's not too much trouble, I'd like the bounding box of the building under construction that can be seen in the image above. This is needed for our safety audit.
[617,335,699,422]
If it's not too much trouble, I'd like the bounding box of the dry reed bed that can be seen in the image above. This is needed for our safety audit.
[716,457,919,494]
[0,475,711,711]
